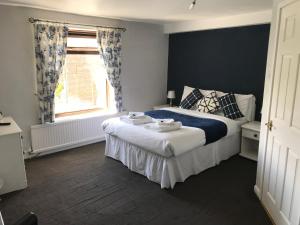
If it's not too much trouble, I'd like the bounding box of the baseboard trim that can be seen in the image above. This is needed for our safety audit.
[254,185,262,199]
[260,201,276,225]
[254,186,276,225]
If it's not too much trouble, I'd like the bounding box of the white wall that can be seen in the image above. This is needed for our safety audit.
[0,5,169,151]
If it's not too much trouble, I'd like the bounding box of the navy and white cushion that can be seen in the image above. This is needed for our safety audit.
[218,93,244,119]
[180,88,203,109]
[196,91,220,113]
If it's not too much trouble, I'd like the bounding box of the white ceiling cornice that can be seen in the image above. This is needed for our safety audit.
[164,10,272,34]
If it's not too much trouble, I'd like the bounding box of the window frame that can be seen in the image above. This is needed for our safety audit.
[54,28,110,118]
[67,29,99,55]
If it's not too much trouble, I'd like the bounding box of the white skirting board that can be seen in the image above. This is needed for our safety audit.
[30,112,125,157]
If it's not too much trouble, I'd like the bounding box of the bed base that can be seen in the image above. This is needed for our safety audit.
[105,133,240,189]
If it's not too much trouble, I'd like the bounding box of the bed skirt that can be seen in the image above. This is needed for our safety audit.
[105,133,240,189]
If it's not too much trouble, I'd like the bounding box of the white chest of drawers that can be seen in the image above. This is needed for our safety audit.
[0,117,27,195]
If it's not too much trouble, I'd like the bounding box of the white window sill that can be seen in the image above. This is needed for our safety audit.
[55,110,122,123]
[31,110,127,129]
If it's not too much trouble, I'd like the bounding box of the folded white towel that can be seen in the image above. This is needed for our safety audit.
[153,118,175,126]
[128,112,145,119]
[120,115,153,125]
[144,121,182,132]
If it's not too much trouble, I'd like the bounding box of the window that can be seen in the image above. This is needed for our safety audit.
[55,28,114,117]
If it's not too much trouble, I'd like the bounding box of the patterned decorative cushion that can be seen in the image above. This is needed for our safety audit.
[218,93,244,119]
[180,88,203,109]
[196,91,220,113]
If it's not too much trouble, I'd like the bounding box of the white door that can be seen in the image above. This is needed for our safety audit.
[262,0,300,224]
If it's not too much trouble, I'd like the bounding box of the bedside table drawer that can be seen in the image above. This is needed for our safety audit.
[242,129,260,141]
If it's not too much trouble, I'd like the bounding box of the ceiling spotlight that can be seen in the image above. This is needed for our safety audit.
[189,0,197,10]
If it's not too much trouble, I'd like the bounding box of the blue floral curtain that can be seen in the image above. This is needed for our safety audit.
[34,22,68,123]
[96,28,123,112]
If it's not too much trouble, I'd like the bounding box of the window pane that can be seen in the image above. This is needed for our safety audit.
[55,54,108,114]
[67,37,98,48]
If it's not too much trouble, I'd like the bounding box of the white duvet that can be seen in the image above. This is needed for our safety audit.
[102,107,247,158]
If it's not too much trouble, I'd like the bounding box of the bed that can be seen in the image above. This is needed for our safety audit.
[103,88,256,189]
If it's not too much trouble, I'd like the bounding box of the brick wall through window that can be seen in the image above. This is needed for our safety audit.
[55,54,108,115]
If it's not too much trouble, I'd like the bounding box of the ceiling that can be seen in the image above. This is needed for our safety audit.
[0,0,273,24]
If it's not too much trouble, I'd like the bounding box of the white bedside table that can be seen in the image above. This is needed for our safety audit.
[153,104,171,110]
[240,121,261,161]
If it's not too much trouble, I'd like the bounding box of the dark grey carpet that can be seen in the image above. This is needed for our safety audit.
[0,142,272,225]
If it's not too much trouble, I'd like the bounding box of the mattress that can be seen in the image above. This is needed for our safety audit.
[102,107,247,157]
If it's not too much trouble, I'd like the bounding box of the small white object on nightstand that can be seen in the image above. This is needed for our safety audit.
[240,121,261,161]
[153,104,171,110]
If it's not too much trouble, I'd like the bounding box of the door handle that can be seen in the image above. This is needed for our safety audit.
[265,120,273,131]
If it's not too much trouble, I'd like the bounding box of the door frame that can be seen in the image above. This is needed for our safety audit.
[254,0,299,200]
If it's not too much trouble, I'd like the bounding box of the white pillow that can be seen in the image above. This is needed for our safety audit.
[183,87,225,100]
[200,89,226,98]
[235,94,255,121]
[181,86,196,102]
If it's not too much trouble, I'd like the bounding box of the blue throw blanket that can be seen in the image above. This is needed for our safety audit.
[144,110,228,145]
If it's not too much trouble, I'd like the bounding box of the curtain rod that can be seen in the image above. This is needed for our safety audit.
[28,17,126,32]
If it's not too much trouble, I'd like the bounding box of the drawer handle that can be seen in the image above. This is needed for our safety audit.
[254,134,258,138]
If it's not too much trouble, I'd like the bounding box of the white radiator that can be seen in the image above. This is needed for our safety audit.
[31,113,122,155]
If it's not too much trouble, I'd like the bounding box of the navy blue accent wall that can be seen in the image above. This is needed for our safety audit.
[167,24,270,120]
